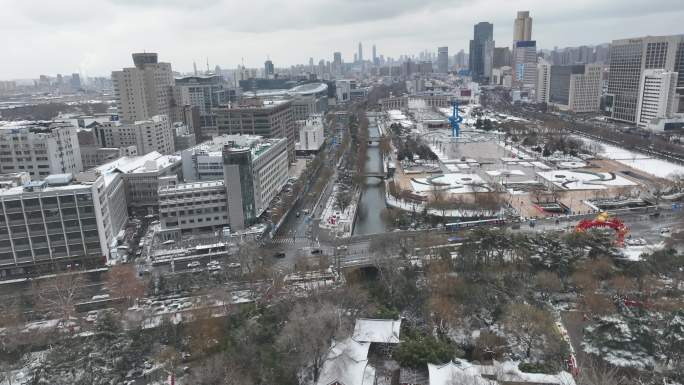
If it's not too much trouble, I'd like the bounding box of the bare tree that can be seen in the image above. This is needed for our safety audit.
[277,300,348,382]
[155,345,182,385]
[32,272,84,321]
[577,358,622,385]
[104,264,146,307]
[502,303,555,358]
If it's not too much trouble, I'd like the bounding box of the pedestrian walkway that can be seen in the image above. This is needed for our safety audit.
[269,236,313,245]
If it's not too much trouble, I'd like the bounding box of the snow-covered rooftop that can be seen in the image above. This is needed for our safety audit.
[316,338,375,385]
[428,361,496,385]
[352,318,401,344]
[428,360,576,385]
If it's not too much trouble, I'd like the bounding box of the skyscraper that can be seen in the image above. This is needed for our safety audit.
[372,44,377,65]
[437,46,449,73]
[264,59,275,78]
[469,22,495,83]
[513,11,533,42]
[513,40,538,88]
[333,52,343,75]
[549,64,602,112]
[358,42,363,62]
[111,52,174,123]
[493,47,512,68]
[607,35,684,123]
[455,49,468,69]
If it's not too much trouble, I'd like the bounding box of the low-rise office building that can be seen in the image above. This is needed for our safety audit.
[158,180,228,235]
[214,99,296,162]
[161,135,289,233]
[80,145,138,169]
[296,114,325,154]
[96,151,181,215]
[0,171,127,277]
[93,114,175,155]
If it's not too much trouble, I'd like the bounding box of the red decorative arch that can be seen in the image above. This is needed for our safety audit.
[575,213,629,246]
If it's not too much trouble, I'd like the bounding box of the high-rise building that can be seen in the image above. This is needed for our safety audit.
[513,40,538,88]
[469,22,495,83]
[264,59,275,78]
[549,64,602,112]
[358,42,363,62]
[70,73,81,89]
[214,99,296,162]
[636,70,680,129]
[493,47,512,68]
[111,53,174,123]
[607,35,684,123]
[455,49,468,69]
[372,45,377,65]
[0,121,83,180]
[513,11,533,42]
[437,47,449,73]
[173,75,240,141]
[536,60,551,103]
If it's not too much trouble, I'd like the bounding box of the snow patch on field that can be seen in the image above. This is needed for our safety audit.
[579,138,684,180]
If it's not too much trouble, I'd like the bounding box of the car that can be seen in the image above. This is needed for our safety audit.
[187,261,201,268]
[296,211,301,217]
[273,252,286,258]
[91,294,110,301]
[228,262,241,268]
[310,249,322,255]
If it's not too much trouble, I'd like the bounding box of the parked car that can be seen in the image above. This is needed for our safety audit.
[187,261,201,268]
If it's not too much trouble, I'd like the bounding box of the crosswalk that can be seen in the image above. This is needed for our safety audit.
[269,236,311,245]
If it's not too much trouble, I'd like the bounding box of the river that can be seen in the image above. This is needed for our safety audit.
[352,119,388,235]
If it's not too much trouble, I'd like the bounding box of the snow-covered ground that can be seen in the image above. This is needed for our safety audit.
[619,241,665,261]
[580,138,684,180]
[410,173,489,193]
[537,170,637,190]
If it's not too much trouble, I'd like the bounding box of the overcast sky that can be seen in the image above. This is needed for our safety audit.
[1,0,683,79]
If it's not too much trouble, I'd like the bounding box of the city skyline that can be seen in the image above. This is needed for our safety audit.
[2,0,683,79]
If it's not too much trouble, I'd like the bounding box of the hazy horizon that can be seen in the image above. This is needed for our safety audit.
[2,0,683,79]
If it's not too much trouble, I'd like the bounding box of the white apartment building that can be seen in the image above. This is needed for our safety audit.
[636,70,680,130]
[112,53,174,123]
[0,171,127,277]
[549,64,602,113]
[93,115,175,155]
[0,121,83,180]
[296,114,325,153]
[569,64,603,113]
[536,61,551,103]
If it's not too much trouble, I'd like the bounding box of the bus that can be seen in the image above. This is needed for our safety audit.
[445,218,505,231]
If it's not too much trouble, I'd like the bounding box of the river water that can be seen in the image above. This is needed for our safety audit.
[352,121,388,235]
